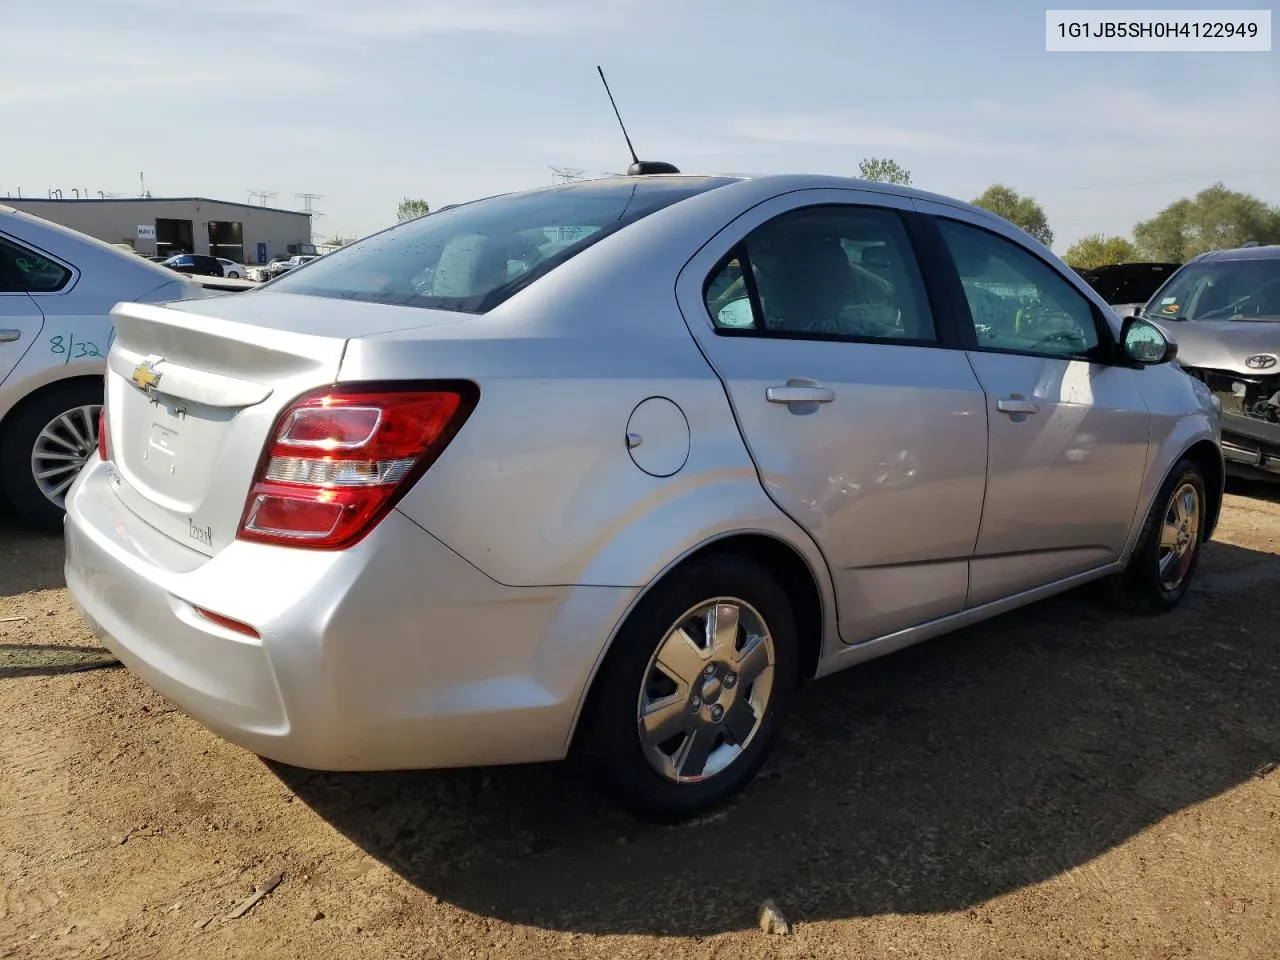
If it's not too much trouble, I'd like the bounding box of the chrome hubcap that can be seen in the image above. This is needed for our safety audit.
[1157,482,1200,592]
[637,598,775,784]
[32,404,101,507]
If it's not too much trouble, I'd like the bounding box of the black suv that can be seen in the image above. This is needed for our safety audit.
[162,253,225,277]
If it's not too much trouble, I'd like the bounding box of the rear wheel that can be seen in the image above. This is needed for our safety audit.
[0,381,102,531]
[572,554,799,821]
[1108,457,1207,612]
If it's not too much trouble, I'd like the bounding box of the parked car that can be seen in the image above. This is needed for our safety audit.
[217,258,246,279]
[65,173,1223,820]
[247,265,272,282]
[1076,261,1182,317]
[0,204,211,527]
[267,254,318,279]
[1139,243,1280,481]
[162,253,226,278]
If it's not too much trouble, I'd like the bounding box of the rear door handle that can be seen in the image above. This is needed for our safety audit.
[996,397,1040,415]
[766,385,835,405]
[0,329,20,343]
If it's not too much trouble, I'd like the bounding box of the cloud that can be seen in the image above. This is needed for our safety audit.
[0,19,339,104]
[162,0,635,41]
[722,111,1029,156]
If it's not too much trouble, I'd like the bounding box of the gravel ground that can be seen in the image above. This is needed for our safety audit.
[2,485,1278,959]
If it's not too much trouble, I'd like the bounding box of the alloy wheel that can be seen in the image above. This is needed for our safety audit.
[1157,481,1200,592]
[31,404,102,507]
[636,597,775,783]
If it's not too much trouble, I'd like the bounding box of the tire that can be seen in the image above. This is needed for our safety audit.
[0,381,103,532]
[572,553,800,822]
[1107,456,1207,613]
[228,271,241,279]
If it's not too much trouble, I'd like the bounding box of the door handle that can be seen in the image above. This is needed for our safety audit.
[996,397,1040,415]
[0,329,20,343]
[766,385,835,405]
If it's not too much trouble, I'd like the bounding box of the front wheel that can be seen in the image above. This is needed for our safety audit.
[0,381,103,531]
[572,554,799,821]
[1108,457,1207,612]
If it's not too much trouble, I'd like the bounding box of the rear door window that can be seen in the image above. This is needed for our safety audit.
[270,177,736,314]
[0,235,72,292]
[703,204,937,342]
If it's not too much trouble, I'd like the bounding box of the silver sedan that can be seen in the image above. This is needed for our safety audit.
[0,205,209,528]
[64,173,1223,820]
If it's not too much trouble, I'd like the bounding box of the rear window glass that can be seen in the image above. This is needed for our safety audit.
[269,177,735,313]
[1078,263,1180,305]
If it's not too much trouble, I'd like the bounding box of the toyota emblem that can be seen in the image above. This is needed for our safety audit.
[1245,354,1277,370]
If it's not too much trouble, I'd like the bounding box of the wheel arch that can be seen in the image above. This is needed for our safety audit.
[0,373,104,436]
[1182,438,1224,540]
[566,528,829,751]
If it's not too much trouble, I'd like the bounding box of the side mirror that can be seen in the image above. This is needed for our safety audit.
[1120,315,1177,366]
[715,297,756,329]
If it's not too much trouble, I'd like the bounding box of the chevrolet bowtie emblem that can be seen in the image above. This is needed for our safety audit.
[130,357,163,397]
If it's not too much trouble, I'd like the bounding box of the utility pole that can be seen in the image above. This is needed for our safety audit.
[295,193,326,244]
[248,189,277,207]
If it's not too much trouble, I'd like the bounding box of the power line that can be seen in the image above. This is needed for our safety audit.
[548,166,586,185]
[247,189,277,207]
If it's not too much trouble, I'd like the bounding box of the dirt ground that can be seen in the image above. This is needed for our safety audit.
[2,485,1278,960]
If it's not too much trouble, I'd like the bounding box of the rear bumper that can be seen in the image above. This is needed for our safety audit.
[64,459,637,770]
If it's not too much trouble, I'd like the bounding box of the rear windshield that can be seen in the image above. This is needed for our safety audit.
[1145,256,1280,321]
[270,177,736,314]
[1078,263,1180,305]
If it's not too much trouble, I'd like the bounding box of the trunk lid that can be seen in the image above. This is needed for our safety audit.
[102,292,472,556]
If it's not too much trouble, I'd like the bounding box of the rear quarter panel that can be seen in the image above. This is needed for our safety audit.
[339,183,839,604]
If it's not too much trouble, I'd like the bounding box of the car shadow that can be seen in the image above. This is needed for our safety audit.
[0,643,121,678]
[0,501,65,598]
[274,539,1280,937]
[1226,474,1280,502]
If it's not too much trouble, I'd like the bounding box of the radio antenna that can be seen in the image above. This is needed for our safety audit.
[596,66,680,177]
[597,66,640,167]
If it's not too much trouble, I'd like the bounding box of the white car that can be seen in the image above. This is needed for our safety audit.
[0,204,213,528]
[217,258,246,279]
[268,254,318,278]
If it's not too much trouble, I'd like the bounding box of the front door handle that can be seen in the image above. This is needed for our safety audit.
[0,329,20,343]
[766,385,835,405]
[996,396,1040,415]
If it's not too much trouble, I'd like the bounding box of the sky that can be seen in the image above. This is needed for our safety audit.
[1,0,1276,254]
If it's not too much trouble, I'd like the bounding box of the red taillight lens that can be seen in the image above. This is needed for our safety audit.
[193,606,261,639]
[97,407,109,462]
[236,383,477,550]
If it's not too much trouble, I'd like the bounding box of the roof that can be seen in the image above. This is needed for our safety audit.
[543,172,1010,228]
[0,195,311,218]
[1194,243,1280,262]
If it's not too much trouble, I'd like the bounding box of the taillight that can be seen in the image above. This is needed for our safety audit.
[97,407,109,462]
[236,382,477,550]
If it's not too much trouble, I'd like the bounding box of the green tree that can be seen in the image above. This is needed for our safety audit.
[1133,183,1280,261]
[1064,233,1139,269]
[858,157,912,185]
[396,198,431,222]
[324,234,352,247]
[972,184,1054,248]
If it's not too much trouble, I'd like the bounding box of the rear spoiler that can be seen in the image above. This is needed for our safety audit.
[190,275,257,293]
